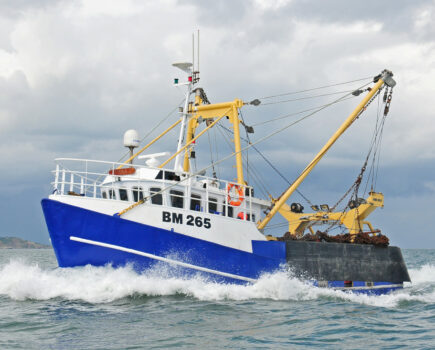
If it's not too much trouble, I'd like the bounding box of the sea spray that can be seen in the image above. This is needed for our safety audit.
[0,258,434,307]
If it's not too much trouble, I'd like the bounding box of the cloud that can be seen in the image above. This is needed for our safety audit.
[0,0,434,246]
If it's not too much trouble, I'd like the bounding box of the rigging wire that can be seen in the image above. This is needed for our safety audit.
[239,110,251,184]
[218,123,271,198]
[213,126,221,179]
[216,123,271,198]
[117,98,185,163]
[251,96,355,127]
[257,76,373,100]
[217,81,372,206]
[362,90,389,196]
[218,123,313,206]
[324,87,387,233]
[207,129,217,177]
[363,93,382,195]
[119,81,379,221]
[260,89,357,106]
[91,99,185,185]
[373,118,386,190]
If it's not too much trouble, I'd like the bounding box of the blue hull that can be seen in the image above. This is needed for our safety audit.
[41,198,284,283]
[41,198,403,294]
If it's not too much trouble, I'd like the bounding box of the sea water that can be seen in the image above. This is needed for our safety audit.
[0,249,433,349]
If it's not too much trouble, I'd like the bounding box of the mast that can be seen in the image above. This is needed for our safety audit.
[173,31,200,172]
[173,78,193,171]
[257,70,396,231]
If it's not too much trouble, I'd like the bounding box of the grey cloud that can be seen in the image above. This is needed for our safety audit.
[0,0,433,246]
[0,0,66,18]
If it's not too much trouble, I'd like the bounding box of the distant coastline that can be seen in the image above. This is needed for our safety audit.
[0,237,50,249]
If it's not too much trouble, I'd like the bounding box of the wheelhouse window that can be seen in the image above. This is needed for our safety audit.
[247,214,256,222]
[170,190,184,209]
[119,188,128,201]
[223,205,233,218]
[190,194,201,211]
[108,189,116,199]
[155,171,180,181]
[132,186,144,202]
[209,197,218,214]
[150,187,163,205]
[102,190,107,199]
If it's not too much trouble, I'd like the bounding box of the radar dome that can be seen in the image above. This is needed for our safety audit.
[123,129,140,148]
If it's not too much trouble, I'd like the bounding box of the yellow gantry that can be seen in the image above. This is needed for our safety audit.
[116,90,247,186]
[160,96,246,185]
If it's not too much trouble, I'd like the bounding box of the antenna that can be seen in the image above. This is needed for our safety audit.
[192,30,200,84]
[192,32,195,76]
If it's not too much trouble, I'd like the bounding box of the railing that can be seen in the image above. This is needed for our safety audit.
[51,158,255,222]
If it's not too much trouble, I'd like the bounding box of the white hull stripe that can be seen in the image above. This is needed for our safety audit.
[70,236,257,283]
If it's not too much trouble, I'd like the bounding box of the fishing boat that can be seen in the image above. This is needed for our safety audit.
[41,43,410,294]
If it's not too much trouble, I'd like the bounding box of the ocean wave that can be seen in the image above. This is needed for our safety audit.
[0,259,434,307]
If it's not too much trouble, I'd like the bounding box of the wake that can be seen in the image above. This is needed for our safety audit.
[0,258,433,307]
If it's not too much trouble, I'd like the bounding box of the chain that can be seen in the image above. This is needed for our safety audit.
[324,88,383,233]
[383,88,393,116]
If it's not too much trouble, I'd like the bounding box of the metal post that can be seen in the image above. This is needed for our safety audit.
[174,84,193,172]
[54,164,59,192]
[61,169,66,194]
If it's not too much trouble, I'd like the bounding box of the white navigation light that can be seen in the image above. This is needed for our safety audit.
[123,129,140,148]
[172,62,193,73]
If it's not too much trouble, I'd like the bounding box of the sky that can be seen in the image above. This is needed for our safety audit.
[0,0,434,248]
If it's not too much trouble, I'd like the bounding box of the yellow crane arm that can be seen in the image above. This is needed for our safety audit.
[257,70,396,231]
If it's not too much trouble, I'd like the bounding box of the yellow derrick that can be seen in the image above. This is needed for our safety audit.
[278,192,384,237]
[257,70,396,231]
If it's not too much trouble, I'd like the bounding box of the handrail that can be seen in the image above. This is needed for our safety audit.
[53,158,254,190]
[50,158,255,221]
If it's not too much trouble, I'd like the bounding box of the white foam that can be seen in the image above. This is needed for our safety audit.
[408,264,435,284]
[0,259,433,307]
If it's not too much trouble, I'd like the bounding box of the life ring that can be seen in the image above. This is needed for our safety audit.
[227,183,244,207]
[108,167,136,176]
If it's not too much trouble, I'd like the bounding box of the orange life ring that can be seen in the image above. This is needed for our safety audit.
[227,183,244,207]
[108,167,136,176]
